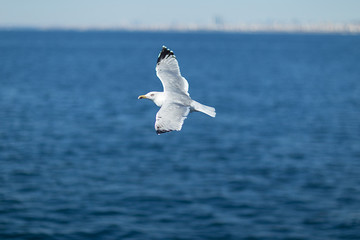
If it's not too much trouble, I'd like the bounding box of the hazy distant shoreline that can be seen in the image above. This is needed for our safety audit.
[1,22,360,34]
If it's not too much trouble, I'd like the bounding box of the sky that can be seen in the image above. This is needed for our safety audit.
[0,0,359,28]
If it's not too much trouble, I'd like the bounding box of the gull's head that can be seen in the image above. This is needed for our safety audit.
[138,91,165,107]
[138,91,158,100]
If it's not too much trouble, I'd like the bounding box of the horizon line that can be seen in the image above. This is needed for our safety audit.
[1,22,360,34]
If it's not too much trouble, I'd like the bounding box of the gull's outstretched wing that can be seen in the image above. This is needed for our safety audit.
[155,102,190,134]
[156,46,189,95]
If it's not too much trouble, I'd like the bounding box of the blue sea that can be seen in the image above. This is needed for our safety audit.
[0,30,360,240]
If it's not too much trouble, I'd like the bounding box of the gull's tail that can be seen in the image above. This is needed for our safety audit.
[191,100,216,118]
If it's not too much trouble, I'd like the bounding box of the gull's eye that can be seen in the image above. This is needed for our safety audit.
[150,94,154,97]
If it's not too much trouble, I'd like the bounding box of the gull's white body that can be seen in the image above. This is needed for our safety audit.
[138,46,216,134]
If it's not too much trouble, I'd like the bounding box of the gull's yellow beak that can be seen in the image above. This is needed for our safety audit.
[138,95,147,99]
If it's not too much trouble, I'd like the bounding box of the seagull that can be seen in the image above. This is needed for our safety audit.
[138,46,216,135]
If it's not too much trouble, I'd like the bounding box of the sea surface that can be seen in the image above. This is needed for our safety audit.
[0,30,360,240]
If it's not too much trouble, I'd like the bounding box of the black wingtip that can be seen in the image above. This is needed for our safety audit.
[156,129,172,135]
[157,46,175,64]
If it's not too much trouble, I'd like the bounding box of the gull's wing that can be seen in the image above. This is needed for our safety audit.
[156,46,189,95]
[155,102,190,134]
